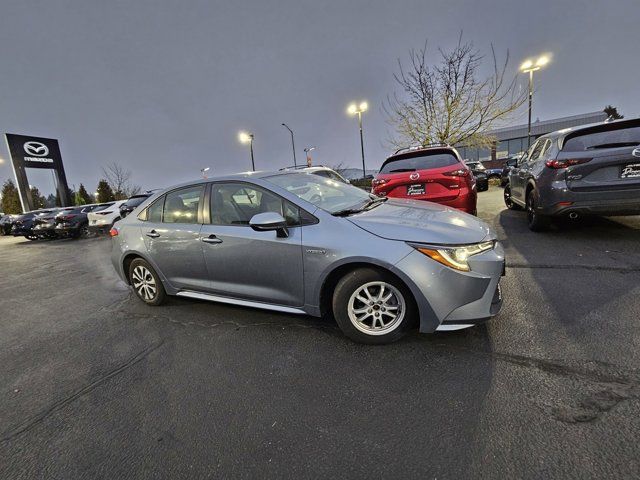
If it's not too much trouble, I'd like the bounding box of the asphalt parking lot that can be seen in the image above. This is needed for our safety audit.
[1,186,640,479]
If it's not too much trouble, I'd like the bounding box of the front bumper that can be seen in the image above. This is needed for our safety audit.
[55,223,82,234]
[393,242,505,333]
[33,223,57,237]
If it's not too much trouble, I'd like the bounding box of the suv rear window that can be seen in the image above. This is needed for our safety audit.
[563,124,640,152]
[380,152,459,174]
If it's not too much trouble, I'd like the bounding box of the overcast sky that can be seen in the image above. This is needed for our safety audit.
[1,0,639,194]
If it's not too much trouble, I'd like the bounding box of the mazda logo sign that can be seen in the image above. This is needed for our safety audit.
[23,141,49,157]
[633,148,640,158]
[410,172,420,180]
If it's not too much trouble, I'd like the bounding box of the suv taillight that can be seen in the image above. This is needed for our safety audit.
[371,178,387,188]
[58,214,77,221]
[546,158,592,169]
[109,227,119,237]
[443,168,470,177]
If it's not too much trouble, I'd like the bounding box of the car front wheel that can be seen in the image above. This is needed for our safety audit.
[503,184,521,210]
[332,268,416,344]
[129,258,166,306]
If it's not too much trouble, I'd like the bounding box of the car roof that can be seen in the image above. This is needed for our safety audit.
[536,117,640,142]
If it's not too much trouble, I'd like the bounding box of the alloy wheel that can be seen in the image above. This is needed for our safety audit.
[527,194,535,223]
[131,265,157,301]
[347,281,405,336]
[504,186,513,208]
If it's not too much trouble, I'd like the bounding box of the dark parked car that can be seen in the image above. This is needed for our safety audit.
[500,156,520,186]
[0,214,17,235]
[54,204,112,238]
[464,161,489,192]
[11,209,58,240]
[33,208,70,239]
[119,192,155,219]
[504,118,640,230]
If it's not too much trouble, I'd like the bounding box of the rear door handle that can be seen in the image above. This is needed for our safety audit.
[146,230,160,238]
[202,234,223,244]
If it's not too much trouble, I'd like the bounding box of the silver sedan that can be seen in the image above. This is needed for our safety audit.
[110,171,504,344]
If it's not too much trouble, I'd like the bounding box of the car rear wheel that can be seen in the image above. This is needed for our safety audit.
[332,268,416,344]
[503,184,521,210]
[129,258,166,306]
[526,188,550,231]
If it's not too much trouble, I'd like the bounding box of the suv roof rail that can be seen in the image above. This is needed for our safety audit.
[392,143,451,155]
[278,164,328,171]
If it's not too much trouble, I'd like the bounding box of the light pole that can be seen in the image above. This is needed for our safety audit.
[200,167,210,179]
[520,55,550,149]
[281,123,297,167]
[303,146,316,167]
[347,101,368,179]
[238,131,255,171]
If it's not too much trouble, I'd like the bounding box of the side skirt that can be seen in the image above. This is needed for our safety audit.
[176,291,307,315]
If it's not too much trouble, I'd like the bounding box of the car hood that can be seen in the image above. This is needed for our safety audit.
[347,199,494,245]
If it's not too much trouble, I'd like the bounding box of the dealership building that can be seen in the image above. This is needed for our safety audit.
[456,110,608,168]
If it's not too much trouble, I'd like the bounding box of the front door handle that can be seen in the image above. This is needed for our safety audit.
[146,230,160,238]
[202,234,223,244]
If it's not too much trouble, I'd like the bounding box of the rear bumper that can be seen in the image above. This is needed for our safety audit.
[540,195,640,217]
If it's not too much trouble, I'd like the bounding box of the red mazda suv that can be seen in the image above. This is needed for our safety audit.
[371,145,477,215]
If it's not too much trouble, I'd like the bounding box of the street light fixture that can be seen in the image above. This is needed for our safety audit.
[303,146,316,167]
[238,131,255,171]
[347,101,369,179]
[281,123,297,167]
[520,54,551,148]
[200,167,210,179]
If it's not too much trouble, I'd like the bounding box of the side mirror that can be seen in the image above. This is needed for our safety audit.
[249,212,289,238]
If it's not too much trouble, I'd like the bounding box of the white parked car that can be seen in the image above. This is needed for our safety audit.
[87,200,126,234]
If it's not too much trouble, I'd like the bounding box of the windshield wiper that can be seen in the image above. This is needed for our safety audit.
[331,197,388,217]
[586,142,640,149]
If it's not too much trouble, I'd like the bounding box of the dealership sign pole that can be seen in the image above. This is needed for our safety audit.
[4,133,72,212]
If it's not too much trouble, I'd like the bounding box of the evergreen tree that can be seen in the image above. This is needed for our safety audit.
[1,179,22,214]
[96,179,115,203]
[30,186,46,209]
[77,183,93,204]
[604,105,623,120]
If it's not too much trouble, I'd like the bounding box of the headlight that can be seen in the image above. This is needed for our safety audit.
[412,241,495,271]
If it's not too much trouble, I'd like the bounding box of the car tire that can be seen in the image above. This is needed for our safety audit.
[526,188,550,231]
[332,268,416,344]
[503,184,521,210]
[129,258,166,306]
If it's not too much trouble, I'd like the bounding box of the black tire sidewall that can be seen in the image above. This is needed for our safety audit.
[527,188,549,231]
[129,258,166,306]
[332,268,416,345]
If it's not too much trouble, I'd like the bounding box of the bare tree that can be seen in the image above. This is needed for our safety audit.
[384,34,526,150]
[101,162,141,200]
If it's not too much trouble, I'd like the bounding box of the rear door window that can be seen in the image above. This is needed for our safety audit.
[380,153,459,173]
[163,186,204,224]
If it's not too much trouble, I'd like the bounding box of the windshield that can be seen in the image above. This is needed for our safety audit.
[265,172,376,214]
[380,153,459,173]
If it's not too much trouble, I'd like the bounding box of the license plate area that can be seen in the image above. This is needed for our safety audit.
[621,163,640,179]
[407,184,425,195]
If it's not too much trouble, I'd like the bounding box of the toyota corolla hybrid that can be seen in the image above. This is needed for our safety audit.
[111,171,504,344]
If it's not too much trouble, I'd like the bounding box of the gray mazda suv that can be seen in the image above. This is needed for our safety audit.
[504,118,640,230]
[111,171,504,344]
